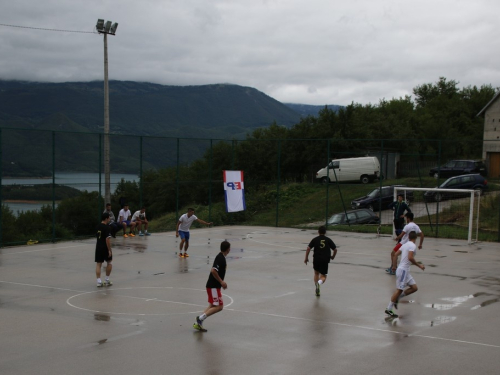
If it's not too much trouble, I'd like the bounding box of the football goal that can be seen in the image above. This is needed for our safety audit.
[394,186,481,244]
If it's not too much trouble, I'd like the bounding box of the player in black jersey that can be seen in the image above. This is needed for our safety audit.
[304,226,337,296]
[194,241,231,332]
[95,212,113,287]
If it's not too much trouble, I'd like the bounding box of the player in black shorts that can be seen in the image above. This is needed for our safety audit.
[95,212,113,287]
[304,226,337,296]
[193,241,231,332]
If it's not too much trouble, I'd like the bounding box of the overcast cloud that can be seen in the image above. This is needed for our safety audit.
[0,0,499,105]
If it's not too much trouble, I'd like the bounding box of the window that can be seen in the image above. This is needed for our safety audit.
[346,213,357,223]
[356,210,372,219]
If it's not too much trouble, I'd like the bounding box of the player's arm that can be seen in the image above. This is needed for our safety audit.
[330,247,337,260]
[175,220,181,236]
[211,267,227,289]
[392,250,401,270]
[196,219,212,226]
[408,251,424,270]
[106,235,112,257]
[418,232,424,249]
[304,246,311,264]
[395,230,405,242]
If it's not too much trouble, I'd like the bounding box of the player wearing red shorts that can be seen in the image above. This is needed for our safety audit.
[386,212,424,275]
[193,241,231,332]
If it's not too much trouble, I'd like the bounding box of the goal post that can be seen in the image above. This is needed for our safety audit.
[393,186,481,244]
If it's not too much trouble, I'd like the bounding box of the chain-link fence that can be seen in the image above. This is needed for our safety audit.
[1,127,499,246]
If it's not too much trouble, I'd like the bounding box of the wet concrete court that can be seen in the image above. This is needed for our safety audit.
[0,226,499,375]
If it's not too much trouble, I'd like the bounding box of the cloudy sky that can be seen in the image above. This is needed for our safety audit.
[1,0,499,105]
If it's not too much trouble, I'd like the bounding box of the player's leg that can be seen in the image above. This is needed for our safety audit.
[95,262,104,287]
[129,221,136,236]
[122,222,128,237]
[105,260,113,286]
[183,232,190,256]
[136,220,142,234]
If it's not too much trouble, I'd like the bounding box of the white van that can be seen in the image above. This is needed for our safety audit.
[316,157,380,184]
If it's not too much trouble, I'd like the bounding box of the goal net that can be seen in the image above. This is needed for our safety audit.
[394,186,481,244]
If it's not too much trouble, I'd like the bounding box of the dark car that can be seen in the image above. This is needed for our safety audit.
[429,160,487,179]
[424,174,488,202]
[327,208,380,226]
[351,185,413,211]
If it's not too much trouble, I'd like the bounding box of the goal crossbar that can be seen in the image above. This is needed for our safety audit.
[394,186,480,244]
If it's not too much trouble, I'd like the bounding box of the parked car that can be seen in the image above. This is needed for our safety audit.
[351,185,413,211]
[423,174,488,202]
[327,208,380,225]
[316,156,380,184]
[429,160,487,179]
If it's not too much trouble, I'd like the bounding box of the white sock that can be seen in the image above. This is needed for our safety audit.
[199,313,207,321]
[318,280,323,285]
[97,278,102,283]
[387,301,394,310]
[105,276,109,281]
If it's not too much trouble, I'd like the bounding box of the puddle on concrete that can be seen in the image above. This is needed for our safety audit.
[94,313,110,322]
[471,298,499,310]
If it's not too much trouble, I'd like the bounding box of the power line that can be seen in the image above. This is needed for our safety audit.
[0,23,97,34]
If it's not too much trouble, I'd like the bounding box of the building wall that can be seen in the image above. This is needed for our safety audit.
[483,98,500,157]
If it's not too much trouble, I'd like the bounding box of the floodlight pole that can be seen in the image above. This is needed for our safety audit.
[103,32,111,204]
[96,19,118,204]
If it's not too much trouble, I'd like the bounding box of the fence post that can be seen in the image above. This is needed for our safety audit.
[325,139,330,225]
[379,139,384,230]
[436,140,441,238]
[139,136,143,207]
[275,140,281,227]
[52,131,56,243]
[176,138,180,221]
[0,128,2,247]
[209,139,213,222]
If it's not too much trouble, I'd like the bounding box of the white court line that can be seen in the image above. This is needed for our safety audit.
[0,244,90,255]
[224,307,500,349]
[2,279,498,349]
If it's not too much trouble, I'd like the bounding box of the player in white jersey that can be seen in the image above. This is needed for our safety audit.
[386,212,424,275]
[385,231,425,318]
[175,208,212,257]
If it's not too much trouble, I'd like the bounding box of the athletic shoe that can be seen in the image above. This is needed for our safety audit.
[179,253,184,258]
[145,232,151,236]
[385,309,398,318]
[193,323,207,332]
[389,270,396,276]
[183,253,189,257]
[105,279,113,286]
[315,284,320,297]
[196,316,204,327]
[123,233,128,238]
[385,268,391,273]
[139,231,144,236]
[129,233,135,237]
[97,281,104,287]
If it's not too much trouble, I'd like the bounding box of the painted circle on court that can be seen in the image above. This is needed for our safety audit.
[66,286,233,316]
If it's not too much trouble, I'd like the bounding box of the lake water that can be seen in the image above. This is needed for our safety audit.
[2,172,138,215]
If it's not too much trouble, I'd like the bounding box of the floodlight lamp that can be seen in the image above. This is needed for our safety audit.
[104,21,112,33]
[110,22,118,35]
[96,19,105,31]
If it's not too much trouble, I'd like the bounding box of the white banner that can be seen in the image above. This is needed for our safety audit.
[223,170,246,213]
